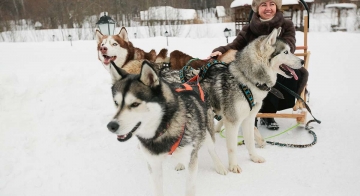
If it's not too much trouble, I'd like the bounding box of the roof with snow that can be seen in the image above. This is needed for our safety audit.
[230,0,314,8]
[325,3,357,9]
[140,6,196,21]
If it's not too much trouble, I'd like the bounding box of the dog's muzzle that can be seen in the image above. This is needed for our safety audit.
[107,121,141,142]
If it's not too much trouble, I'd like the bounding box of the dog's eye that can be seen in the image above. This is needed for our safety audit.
[284,51,288,54]
[130,102,140,108]
[112,43,118,46]
[114,101,119,106]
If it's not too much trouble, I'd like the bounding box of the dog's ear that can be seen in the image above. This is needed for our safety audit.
[110,61,127,84]
[118,27,129,42]
[139,61,160,88]
[266,28,278,46]
[95,29,103,44]
[277,27,282,37]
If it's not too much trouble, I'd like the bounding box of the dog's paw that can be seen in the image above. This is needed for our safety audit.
[175,163,185,171]
[229,165,242,173]
[215,164,228,175]
[250,154,265,163]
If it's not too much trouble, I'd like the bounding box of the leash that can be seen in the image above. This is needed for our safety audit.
[220,122,317,148]
[275,81,321,125]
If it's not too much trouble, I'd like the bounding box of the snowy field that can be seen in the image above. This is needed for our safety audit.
[1,30,360,196]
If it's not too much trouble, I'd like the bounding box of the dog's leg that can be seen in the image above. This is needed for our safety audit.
[223,120,242,173]
[254,127,266,148]
[186,153,198,196]
[242,117,265,163]
[146,156,164,196]
[205,131,228,175]
[214,119,223,133]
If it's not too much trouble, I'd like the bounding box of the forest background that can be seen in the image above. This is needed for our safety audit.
[0,0,345,30]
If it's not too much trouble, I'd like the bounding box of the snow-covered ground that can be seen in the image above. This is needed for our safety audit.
[1,29,360,195]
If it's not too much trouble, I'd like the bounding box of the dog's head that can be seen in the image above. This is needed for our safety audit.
[107,61,164,142]
[262,28,304,80]
[96,27,134,73]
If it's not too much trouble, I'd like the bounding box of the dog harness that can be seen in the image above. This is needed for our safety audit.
[168,125,185,155]
[164,76,205,155]
[239,84,256,110]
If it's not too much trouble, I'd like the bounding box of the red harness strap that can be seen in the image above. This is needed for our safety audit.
[170,75,204,155]
[168,125,185,155]
[174,75,204,102]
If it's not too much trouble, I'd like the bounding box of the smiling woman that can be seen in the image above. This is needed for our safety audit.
[256,0,278,20]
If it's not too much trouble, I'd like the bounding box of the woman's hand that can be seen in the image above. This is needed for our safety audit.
[207,51,222,60]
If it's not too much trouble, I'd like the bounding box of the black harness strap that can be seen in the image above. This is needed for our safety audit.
[239,84,256,110]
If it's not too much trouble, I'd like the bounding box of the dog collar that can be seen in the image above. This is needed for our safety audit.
[256,83,284,99]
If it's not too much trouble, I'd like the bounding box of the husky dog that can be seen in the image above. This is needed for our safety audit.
[96,27,208,75]
[198,28,304,173]
[96,27,169,74]
[106,61,228,196]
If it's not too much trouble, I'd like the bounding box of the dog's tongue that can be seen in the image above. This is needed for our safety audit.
[285,66,298,80]
[117,134,127,139]
[103,55,116,65]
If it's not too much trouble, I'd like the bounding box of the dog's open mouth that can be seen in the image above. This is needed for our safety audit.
[280,64,298,80]
[117,122,141,142]
[103,55,117,65]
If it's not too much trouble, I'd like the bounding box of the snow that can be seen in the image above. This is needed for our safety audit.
[1,25,360,196]
[140,6,197,21]
[216,6,227,17]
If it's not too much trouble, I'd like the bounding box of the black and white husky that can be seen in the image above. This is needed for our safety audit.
[199,28,304,173]
[106,61,228,196]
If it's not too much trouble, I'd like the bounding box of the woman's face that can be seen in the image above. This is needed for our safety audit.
[258,1,277,20]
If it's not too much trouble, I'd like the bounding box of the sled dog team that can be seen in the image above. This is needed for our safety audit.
[96,22,303,196]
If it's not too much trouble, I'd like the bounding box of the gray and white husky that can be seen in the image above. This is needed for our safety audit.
[106,61,228,196]
[200,27,304,173]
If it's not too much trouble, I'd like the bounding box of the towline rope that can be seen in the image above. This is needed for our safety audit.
[219,121,317,148]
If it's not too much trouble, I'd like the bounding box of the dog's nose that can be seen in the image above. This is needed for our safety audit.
[301,59,304,65]
[107,121,119,133]
[100,46,108,54]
